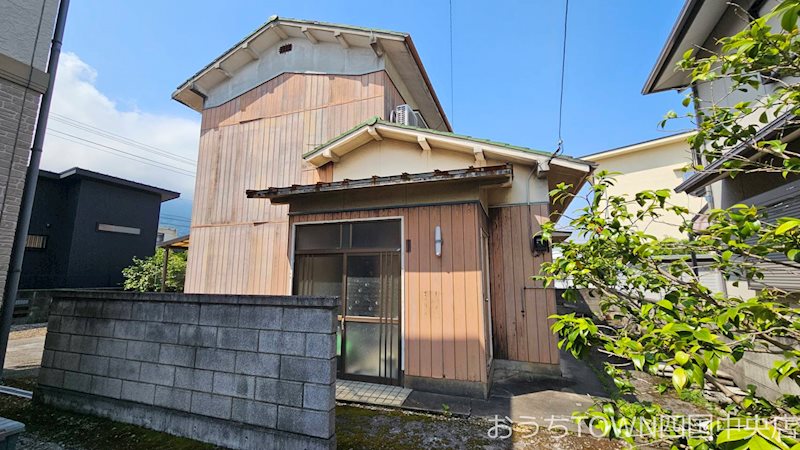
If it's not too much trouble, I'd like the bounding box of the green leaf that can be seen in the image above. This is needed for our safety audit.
[675,351,690,366]
[672,366,688,391]
[656,299,674,311]
[775,220,800,235]
[716,428,755,445]
[749,434,786,450]
[694,328,715,343]
[782,4,800,31]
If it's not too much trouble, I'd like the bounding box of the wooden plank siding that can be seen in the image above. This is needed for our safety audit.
[289,203,490,383]
[488,204,559,365]
[186,71,406,294]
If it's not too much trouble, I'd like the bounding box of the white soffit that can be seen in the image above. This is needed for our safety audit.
[172,17,450,131]
[304,122,593,174]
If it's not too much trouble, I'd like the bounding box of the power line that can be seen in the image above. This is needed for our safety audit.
[449,0,455,125]
[47,129,195,177]
[49,113,197,166]
[47,128,195,175]
[555,0,570,156]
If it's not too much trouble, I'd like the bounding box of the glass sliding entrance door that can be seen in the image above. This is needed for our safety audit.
[292,220,402,385]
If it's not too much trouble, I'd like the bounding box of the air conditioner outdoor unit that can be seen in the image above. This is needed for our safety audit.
[390,104,427,128]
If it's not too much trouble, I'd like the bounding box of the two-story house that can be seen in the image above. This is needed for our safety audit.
[643,0,800,400]
[173,17,595,397]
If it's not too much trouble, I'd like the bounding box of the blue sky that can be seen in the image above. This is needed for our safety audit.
[46,0,692,233]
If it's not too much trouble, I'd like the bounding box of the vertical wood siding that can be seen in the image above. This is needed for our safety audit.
[289,203,489,383]
[488,204,559,365]
[186,71,406,294]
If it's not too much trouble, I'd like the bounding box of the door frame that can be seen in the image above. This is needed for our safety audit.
[288,216,406,375]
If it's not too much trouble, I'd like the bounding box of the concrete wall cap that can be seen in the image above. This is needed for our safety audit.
[48,290,339,309]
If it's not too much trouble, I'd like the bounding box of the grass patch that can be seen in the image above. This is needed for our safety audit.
[678,388,721,414]
[0,378,620,449]
[335,404,494,450]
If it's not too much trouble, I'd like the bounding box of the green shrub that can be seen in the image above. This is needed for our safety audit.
[122,248,186,292]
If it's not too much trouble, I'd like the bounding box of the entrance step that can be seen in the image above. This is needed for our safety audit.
[336,379,411,407]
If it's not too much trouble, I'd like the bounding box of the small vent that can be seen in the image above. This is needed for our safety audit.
[25,234,47,249]
[279,44,293,54]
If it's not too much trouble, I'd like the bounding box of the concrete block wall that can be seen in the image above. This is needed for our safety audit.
[36,290,338,450]
[722,349,800,402]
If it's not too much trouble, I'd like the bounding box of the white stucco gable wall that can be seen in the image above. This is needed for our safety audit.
[206,37,384,108]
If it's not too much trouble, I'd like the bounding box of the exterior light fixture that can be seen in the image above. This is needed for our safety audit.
[434,225,443,256]
[531,235,550,253]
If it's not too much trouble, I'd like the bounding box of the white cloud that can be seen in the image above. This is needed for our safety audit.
[41,52,199,201]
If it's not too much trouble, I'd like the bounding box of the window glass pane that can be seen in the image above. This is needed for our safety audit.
[350,220,400,249]
[292,255,343,299]
[343,322,399,380]
[346,255,381,317]
[295,223,341,250]
[343,322,381,377]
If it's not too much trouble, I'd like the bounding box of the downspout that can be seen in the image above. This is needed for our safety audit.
[0,0,70,375]
[689,84,727,296]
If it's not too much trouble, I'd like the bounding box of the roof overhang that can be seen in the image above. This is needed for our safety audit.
[643,0,751,94]
[247,164,514,203]
[583,132,695,162]
[160,234,190,249]
[676,113,799,195]
[303,118,595,175]
[172,16,451,131]
[49,167,180,202]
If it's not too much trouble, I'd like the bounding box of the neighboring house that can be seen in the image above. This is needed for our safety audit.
[584,132,705,239]
[0,0,59,300]
[585,132,727,294]
[643,0,800,400]
[156,225,178,245]
[173,17,595,397]
[20,168,179,289]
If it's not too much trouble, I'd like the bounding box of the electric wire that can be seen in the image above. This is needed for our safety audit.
[49,113,196,166]
[554,0,570,157]
[449,0,455,125]
[46,129,195,177]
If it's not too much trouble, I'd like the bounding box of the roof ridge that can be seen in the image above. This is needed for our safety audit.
[174,16,408,91]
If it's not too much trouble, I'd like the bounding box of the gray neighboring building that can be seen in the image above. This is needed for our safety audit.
[0,0,60,300]
[21,168,179,289]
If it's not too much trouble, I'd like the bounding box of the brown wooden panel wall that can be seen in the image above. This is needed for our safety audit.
[290,203,489,383]
[488,204,559,365]
[186,71,406,294]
